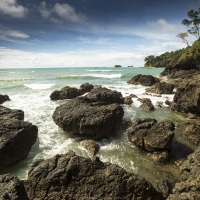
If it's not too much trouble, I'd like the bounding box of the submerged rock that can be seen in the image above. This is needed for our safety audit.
[167,147,200,199]
[53,98,124,138]
[0,106,38,170]
[0,174,28,200]
[146,82,174,94]
[127,118,175,162]
[25,151,164,200]
[0,94,10,104]
[127,74,160,86]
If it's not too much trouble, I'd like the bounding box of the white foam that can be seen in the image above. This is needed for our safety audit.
[88,73,122,78]
[24,83,55,90]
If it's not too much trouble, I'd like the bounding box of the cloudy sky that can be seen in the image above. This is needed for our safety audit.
[0,0,199,68]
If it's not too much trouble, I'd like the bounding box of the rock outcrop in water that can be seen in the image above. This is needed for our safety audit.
[50,83,94,100]
[146,82,175,94]
[0,174,28,200]
[127,74,160,86]
[167,147,200,200]
[24,151,164,200]
[0,106,38,170]
[127,118,175,162]
[139,98,155,111]
[53,87,125,138]
[80,139,100,157]
[0,94,10,104]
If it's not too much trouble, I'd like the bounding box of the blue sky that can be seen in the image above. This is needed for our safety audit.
[0,0,199,68]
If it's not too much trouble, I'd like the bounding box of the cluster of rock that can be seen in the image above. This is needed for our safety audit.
[127,118,175,163]
[53,87,124,138]
[0,151,164,200]
[167,147,200,199]
[0,106,38,170]
[50,83,94,100]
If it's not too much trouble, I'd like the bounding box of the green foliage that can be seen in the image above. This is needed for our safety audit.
[144,49,185,68]
[182,9,200,39]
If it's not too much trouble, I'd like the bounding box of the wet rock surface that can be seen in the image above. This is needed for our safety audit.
[146,82,174,94]
[167,147,200,200]
[0,174,28,200]
[127,74,160,86]
[80,139,100,157]
[127,118,175,162]
[25,151,164,200]
[0,94,10,104]
[0,106,38,170]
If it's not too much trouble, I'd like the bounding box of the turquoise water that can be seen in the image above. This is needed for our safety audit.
[0,67,195,184]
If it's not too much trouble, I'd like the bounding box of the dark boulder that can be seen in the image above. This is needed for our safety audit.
[167,147,200,199]
[139,98,154,111]
[146,82,174,94]
[123,97,133,105]
[127,74,160,86]
[79,83,94,95]
[53,98,124,138]
[127,118,175,162]
[170,74,200,116]
[0,94,10,104]
[25,151,164,200]
[0,106,38,170]
[0,174,28,200]
[85,87,124,104]
[0,105,24,120]
[50,86,81,100]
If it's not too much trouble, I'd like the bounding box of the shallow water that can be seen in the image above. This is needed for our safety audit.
[0,67,197,185]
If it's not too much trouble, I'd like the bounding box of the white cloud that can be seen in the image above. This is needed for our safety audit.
[39,1,86,24]
[77,37,110,45]
[0,0,27,18]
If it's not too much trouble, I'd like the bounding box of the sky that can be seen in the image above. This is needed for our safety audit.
[0,0,199,68]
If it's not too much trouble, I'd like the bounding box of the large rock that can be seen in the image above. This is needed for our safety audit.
[50,83,94,100]
[0,94,10,104]
[85,87,124,104]
[127,118,175,152]
[0,174,28,200]
[170,74,200,116]
[25,151,164,200]
[127,74,160,86]
[139,98,154,111]
[167,147,200,199]
[146,82,175,94]
[0,106,38,170]
[53,98,124,138]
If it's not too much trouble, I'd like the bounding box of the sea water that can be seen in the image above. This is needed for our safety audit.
[0,67,196,183]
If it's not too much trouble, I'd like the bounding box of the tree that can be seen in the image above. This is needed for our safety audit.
[177,32,189,46]
[182,9,200,39]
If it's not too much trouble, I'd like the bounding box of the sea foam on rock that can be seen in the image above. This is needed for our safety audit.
[24,151,164,200]
[0,106,38,170]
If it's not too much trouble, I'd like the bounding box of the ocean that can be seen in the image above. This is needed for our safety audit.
[0,67,195,183]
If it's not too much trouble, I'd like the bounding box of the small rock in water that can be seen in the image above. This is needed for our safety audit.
[139,98,154,111]
[80,139,100,157]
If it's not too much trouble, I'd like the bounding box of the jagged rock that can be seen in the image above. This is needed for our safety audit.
[85,87,124,104]
[152,151,170,163]
[146,82,174,94]
[25,151,164,200]
[50,86,81,100]
[127,74,160,86]
[0,105,24,120]
[155,101,163,108]
[80,139,100,157]
[167,147,200,200]
[154,178,171,199]
[0,94,10,104]
[127,118,175,153]
[183,122,200,145]
[0,174,28,200]
[170,74,200,116]
[139,98,154,111]
[0,106,38,170]
[79,83,94,95]
[53,98,124,138]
